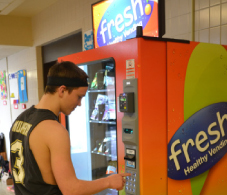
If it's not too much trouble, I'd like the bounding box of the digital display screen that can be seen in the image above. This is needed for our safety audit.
[120,97,126,102]
[124,128,133,134]
[92,0,165,48]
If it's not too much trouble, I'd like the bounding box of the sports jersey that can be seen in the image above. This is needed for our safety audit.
[10,105,63,195]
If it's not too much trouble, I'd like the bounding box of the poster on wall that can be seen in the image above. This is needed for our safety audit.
[167,42,227,195]
[0,71,7,100]
[18,69,28,103]
[84,30,94,50]
[9,72,19,105]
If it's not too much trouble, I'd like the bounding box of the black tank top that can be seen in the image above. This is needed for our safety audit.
[10,105,63,195]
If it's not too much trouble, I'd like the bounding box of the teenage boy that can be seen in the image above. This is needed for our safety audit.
[10,61,130,195]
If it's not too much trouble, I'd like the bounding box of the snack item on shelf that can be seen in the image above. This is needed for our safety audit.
[92,139,103,153]
[104,67,115,87]
[90,94,108,120]
[106,161,117,174]
[90,65,115,90]
[98,143,103,153]
[90,69,105,89]
[105,129,117,161]
[96,69,105,89]
[107,99,116,120]
[95,137,112,153]
[90,72,98,89]
[90,108,98,120]
[102,137,111,153]
[98,104,106,121]
[104,148,109,154]
[98,137,110,153]
[102,109,109,121]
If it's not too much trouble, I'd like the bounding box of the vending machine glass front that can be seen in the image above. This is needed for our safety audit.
[68,58,118,195]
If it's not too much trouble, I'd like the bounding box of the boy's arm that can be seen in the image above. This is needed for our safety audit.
[47,121,130,195]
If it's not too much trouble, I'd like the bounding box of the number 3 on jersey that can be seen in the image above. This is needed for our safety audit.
[11,139,25,184]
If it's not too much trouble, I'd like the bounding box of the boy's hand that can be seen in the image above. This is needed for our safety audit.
[107,173,131,190]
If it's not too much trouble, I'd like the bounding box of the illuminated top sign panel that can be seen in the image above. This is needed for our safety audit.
[92,0,163,48]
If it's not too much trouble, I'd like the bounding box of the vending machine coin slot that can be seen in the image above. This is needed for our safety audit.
[119,92,134,113]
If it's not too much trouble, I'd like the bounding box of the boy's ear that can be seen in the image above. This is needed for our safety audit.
[58,85,67,97]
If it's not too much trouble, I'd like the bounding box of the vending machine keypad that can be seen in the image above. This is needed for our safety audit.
[125,170,137,194]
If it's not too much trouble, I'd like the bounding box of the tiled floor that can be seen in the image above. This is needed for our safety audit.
[0,181,15,195]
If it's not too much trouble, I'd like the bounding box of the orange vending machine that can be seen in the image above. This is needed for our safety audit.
[58,37,227,195]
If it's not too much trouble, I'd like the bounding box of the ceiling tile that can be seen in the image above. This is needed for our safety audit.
[0,3,9,10]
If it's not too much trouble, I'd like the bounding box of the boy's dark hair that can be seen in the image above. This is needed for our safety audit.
[45,61,88,94]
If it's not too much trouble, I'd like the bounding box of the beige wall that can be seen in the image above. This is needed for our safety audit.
[164,0,193,40]
[0,58,12,160]
[1,0,227,160]
[0,15,32,46]
[164,0,227,44]
[194,0,227,44]
[0,47,40,160]
[32,0,96,47]
[7,47,40,123]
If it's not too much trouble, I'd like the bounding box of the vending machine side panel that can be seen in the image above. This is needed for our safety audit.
[137,38,167,195]
[167,41,198,195]
[167,41,227,195]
